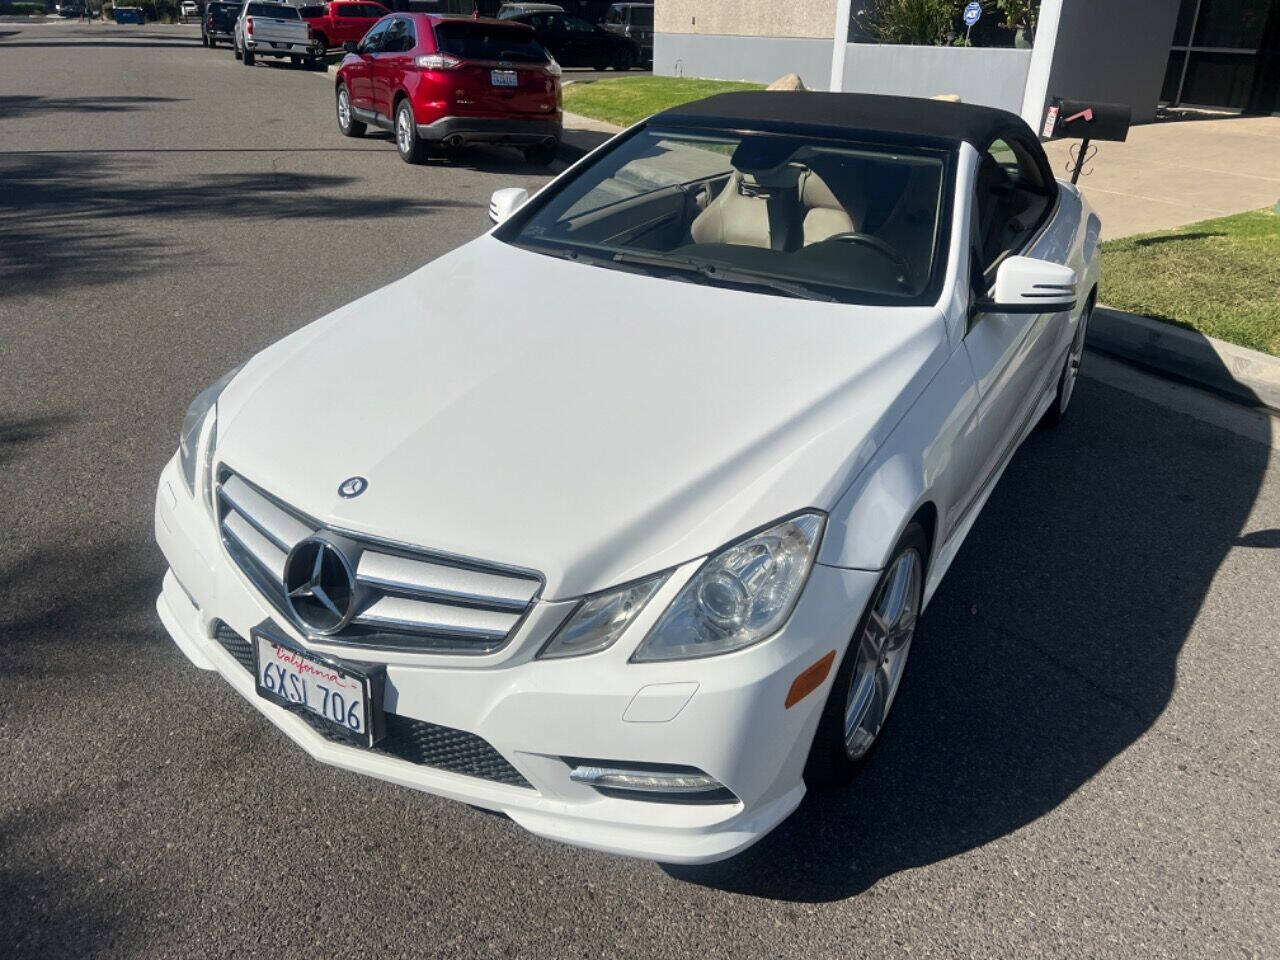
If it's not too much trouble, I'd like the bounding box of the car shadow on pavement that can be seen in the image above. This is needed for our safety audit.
[0,152,472,296]
[667,363,1270,902]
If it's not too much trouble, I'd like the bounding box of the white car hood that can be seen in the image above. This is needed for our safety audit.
[217,237,947,599]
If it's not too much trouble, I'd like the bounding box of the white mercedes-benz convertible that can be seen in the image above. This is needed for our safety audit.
[155,92,1100,864]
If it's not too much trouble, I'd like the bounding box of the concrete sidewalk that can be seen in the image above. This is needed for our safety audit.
[560,110,623,162]
[1043,113,1280,239]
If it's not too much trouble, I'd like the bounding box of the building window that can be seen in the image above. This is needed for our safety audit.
[1164,0,1280,111]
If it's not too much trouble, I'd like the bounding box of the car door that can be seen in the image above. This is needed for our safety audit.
[370,16,415,121]
[524,13,566,62]
[560,14,605,65]
[961,135,1064,500]
[348,16,388,111]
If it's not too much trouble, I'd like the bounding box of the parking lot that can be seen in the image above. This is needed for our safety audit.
[2,19,1278,960]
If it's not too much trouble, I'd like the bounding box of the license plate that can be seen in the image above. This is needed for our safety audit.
[252,621,385,748]
[490,69,518,87]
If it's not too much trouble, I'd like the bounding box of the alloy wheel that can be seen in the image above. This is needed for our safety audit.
[337,88,351,131]
[396,107,413,155]
[844,547,922,760]
[1060,302,1093,413]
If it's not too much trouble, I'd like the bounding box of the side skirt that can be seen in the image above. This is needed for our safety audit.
[351,106,392,131]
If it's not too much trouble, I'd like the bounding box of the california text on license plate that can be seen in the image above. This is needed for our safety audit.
[252,622,384,747]
[490,69,518,87]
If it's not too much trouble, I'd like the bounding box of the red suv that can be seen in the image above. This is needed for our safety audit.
[334,14,562,166]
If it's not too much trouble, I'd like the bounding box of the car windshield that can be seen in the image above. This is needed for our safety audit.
[433,21,548,63]
[502,126,950,305]
[246,2,298,16]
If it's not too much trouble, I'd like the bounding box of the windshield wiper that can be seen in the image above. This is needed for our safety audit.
[610,251,837,303]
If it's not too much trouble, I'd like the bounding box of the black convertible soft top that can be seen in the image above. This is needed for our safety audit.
[656,91,1035,151]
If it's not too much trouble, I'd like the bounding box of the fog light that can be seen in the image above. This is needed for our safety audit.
[566,759,737,804]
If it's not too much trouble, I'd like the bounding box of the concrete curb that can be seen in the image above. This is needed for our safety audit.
[1088,307,1280,414]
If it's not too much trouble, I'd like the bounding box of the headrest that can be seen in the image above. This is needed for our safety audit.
[730,136,795,176]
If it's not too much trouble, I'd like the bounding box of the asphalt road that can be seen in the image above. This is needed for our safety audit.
[2,20,1278,960]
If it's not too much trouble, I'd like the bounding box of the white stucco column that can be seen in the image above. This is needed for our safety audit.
[829,0,852,91]
[1020,0,1064,129]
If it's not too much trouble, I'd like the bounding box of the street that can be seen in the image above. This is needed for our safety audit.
[2,19,1278,960]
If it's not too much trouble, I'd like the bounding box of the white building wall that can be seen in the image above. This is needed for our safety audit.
[653,34,1032,117]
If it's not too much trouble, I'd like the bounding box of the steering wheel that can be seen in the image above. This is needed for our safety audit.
[828,232,915,289]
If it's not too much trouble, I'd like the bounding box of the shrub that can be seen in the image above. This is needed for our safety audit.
[0,2,49,14]
[858,0,956,45]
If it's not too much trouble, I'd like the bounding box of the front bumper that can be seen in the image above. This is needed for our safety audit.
[154,454,877,863]
[415,115,563,147]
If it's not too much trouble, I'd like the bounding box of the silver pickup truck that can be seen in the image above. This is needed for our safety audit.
[234,1,321,68]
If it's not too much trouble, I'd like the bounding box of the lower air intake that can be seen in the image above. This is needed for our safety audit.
[211,622,532,789]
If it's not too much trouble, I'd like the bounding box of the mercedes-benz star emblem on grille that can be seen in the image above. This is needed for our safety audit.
[337,475,368,499]
[283,537,358,635]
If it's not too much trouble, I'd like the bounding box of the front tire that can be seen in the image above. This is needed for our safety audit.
[394,99,428,164]
[1039,297,1094,430]
[805,522,927,789]
[335,84,365,138]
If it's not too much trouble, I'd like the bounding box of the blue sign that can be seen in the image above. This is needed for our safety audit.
[963,2,982,26]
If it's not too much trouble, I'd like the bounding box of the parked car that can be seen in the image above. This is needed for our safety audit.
[180,1,199,23]
[234,0,320,68]
[600,2,651,64]
[154,91,1099,864]
[496,2,562,18]
[503,9,639,70]
[298,0,389,53]
[58,1,89,16]
[202,0,242,46]
[113,5,144,22]
[334,14,560,164]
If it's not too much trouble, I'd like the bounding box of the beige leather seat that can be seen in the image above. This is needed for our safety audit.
[798,169,863,245]
[689,171,777,249]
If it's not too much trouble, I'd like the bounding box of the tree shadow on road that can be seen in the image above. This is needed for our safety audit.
[0,152,471,296]
[667,366,1271,901]
[0,414,76,467]
[0,95,185,119]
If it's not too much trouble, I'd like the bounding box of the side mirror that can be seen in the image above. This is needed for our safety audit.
[488,187,529,225]
[343,40,358,53]
[975,256,1077,315]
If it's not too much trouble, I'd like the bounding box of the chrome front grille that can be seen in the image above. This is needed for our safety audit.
[216,468,542,654]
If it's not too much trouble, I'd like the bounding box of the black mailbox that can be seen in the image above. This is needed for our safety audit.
[1045,98,1132,142]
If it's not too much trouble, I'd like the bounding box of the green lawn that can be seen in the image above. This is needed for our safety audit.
[563,76,764,128]
[1101,208,1280,356]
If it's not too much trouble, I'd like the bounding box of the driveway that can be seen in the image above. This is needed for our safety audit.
[1042,112,1280,238]
[1,20,1278,960]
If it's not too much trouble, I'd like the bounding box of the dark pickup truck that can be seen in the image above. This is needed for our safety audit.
[202,0,243,47]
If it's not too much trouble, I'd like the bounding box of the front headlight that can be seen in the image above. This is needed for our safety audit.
[630,512,825,663]
[538,574,666,660]
[177,364,243,498]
